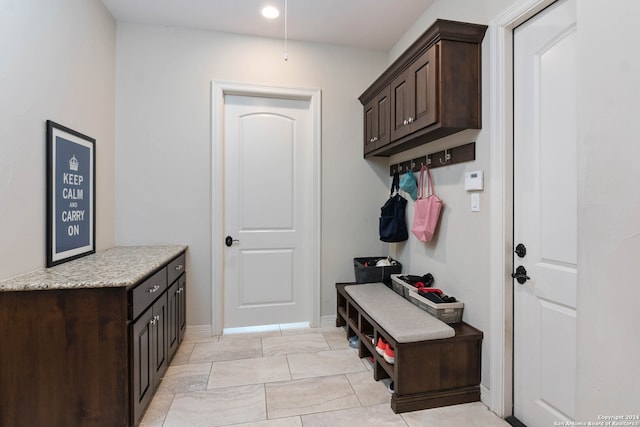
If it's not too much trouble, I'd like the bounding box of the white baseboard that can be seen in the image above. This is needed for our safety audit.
[481,384,491,407]
[184,325,214,339]
[481,384,502,417]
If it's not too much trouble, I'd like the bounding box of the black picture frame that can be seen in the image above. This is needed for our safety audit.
[46,120,96,267]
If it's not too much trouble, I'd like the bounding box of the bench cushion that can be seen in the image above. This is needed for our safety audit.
[345,283,454,343]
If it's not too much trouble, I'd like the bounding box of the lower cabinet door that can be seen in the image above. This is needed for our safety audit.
[167,280,179,361]
[132,294,169,425]
[178,274,187,343]
[152,294,169,386]
[132,308,154,424]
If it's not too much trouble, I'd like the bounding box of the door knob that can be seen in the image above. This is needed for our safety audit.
[511,266,531,284]
[515,243,527,258]
[225,236,239,247]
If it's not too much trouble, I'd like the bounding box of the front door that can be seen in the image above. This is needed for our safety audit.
[513,0,578,425]
[223,94,312,330]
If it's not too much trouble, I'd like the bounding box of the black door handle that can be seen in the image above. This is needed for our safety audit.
[511,266,531,284]
[225,236,239,247]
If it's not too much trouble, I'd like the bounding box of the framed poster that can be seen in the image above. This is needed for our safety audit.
[46,120,96,267]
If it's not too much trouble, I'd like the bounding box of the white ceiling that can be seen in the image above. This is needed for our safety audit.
[100,0,435,51]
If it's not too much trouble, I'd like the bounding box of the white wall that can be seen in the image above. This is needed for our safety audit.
[575,1,640,417]
[115,24,390,326]
[0,0,116,280]
[385,0,515,396]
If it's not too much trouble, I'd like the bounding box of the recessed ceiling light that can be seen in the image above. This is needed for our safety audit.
[261,6,280,19]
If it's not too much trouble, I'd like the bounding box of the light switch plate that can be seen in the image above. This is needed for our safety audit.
[471,193,480,212]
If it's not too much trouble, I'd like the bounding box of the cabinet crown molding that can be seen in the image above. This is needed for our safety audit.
[359,19,488,104]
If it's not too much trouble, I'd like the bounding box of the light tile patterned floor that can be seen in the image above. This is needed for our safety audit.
[140,326,510,427]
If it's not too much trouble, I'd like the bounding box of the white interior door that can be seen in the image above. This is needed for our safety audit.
[223,94,312,330]
[513,0,577,425]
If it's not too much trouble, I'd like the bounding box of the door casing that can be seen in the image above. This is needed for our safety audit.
[487,0,559,418]
[211,81,322,335]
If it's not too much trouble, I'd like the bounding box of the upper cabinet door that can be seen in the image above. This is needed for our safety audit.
[390,70,413,141]
[390,44,439,142]
[364,99,377,154]
[375,86,391,149]
[411,44,439,132]
[364,85,391,155]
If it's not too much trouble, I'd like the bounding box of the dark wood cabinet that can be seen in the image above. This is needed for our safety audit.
[178,274,187,343]
[0,247,187,427]
[336,283,483,413]
[360,20,487,157]
[364,85,391,154]
[131,252,185,425]
[390,44,438,141]
[132,292,169,423]
[167,273,187,361]
[132,304,154,423]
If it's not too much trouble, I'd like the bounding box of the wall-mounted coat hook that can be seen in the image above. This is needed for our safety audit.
[439,149,451,164]
[389,142,476,176]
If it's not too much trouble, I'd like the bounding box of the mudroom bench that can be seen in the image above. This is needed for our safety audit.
[336,282,483,413]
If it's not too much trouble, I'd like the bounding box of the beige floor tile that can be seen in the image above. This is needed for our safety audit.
[346,371,391,406]
[156,362,212,394]
[182,334,219,345]
[262,333,329,357]
[208,355,291,389]
[322,330,351,350]
[232,416,302,426]
[190,337,262,363]
[287,348,367,379]
[266,375,360,418]
[401,402,510,427]
[170,342,195,366]
[361,354,375,371]
[163,384,266,427]
[301,403,407,426]
[139,393,174,427]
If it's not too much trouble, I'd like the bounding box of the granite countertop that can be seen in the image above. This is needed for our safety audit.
[0,245,187,292]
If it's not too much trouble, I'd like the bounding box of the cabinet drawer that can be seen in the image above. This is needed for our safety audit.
[131,268,167,320]
[167,253,185,285]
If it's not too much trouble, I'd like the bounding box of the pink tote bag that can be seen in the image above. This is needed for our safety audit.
[411,165,443,242]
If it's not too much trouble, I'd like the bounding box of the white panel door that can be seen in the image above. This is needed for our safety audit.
[223,95,311,329]
[513,0,578,425]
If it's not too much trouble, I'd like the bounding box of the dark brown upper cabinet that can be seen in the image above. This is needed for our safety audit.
[360,20,487,157]
[364,85,391,154]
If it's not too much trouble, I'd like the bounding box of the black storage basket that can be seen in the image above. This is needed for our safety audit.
[353,257,402,286]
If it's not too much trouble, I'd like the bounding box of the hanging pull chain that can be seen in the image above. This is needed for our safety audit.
[283,0,288,61]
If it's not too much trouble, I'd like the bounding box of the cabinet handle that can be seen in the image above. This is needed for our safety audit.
[179,287,184,293]
[150,317,156,326]
[175,264,183,271]
[155,314,160,322]
[408,117,413,123]
[403,119,408,126]
[148,284,160,293]
[373,137,378,141]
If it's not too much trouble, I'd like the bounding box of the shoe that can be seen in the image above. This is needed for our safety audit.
[387,381,395,394]
[383,344,395,364]
[348,336,359,348]
[376,338,387,356]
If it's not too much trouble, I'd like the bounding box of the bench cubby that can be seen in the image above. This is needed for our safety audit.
[336,282,483,413]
